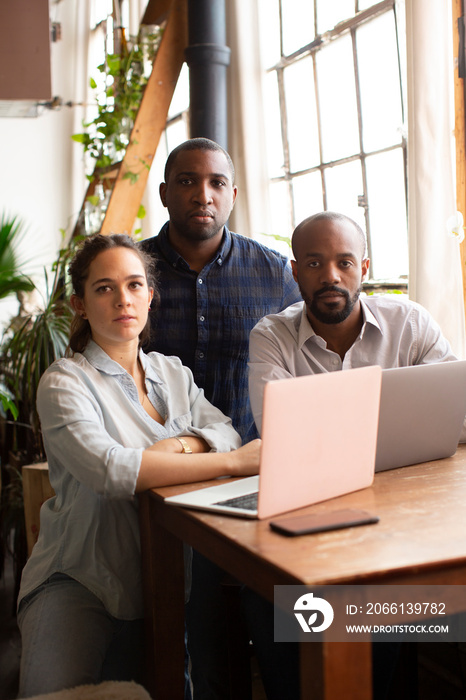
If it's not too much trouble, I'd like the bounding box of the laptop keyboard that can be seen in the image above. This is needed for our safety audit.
[214,492,259,511]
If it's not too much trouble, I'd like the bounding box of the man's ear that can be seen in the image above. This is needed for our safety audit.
[361,258,370,281]
[291,259,298,283]
[159,182,167,208]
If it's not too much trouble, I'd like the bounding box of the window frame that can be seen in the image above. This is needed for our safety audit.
[264,0,408,291]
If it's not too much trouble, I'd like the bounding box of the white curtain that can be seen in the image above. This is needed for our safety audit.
[127,0,148,37]
[226,0,271,238]
[69,0,92,225]
[406,0,466,356]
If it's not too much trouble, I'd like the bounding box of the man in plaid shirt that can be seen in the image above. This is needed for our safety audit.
[141,138,300,444]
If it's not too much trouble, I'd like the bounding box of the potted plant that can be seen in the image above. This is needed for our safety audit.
[0,229,77,592]
[0,215,36,420]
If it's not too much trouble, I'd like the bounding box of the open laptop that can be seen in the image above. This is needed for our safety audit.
[375,360,466,472]
[165,365,382,519]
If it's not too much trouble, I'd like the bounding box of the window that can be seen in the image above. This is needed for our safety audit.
[258,0,408,288]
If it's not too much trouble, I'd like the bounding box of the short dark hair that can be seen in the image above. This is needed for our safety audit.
[68,233,159,353]
[164,138,235,184]
[292,211,367,259]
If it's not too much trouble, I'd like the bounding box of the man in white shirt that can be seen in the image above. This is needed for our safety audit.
[249,211,459,432]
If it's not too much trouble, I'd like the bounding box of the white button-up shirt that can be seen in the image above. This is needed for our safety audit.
[249,296,459,432]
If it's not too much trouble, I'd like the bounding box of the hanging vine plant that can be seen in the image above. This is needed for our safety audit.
[72,26,163,182]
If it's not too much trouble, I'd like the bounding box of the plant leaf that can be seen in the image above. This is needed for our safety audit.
[122,171,139,185]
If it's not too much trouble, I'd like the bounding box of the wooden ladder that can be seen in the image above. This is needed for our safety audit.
[74,0,187,238]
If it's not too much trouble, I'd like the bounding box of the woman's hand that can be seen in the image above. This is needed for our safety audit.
[137,438,261,492]
[227,439,262,477]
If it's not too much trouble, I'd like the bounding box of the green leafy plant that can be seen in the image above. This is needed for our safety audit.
[0,391,18,421]
[72,27,163,181]
[133,204,147,238]
[0,215,35,301]
[0,215,36,422]
[0,232,79,460]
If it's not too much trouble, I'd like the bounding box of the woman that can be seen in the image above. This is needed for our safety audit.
[17,233,260,698]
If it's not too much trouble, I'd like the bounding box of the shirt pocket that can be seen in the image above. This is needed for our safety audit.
[222,305,272,359]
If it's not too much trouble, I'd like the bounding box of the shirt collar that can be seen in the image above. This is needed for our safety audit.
[82,340,163,385]
[297,304,317,350]
[297,296,382,350]
[359,296,382,335]
[157,221,232,269]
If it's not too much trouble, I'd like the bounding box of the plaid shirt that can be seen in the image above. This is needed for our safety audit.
[141,224,301,442]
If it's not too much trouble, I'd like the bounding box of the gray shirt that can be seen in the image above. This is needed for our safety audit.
[19,341,240,619]
[249,296,459,433]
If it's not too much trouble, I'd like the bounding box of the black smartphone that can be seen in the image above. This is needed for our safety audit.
[269,508,379,537]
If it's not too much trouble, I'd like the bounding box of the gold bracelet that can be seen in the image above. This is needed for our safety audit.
[175,437,193,454]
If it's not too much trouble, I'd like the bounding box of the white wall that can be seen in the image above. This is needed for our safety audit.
[0,0,87,327]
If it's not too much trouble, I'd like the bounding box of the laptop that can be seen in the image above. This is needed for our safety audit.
[375,360,466,472]
[165,365,382,519]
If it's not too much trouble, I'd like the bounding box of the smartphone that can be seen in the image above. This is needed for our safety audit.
[269,508,379,537]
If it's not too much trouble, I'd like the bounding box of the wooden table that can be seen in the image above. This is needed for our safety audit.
[139,445,466,700]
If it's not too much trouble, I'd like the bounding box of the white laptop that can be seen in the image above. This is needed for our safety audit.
[375,360,466,472]
[165,365,382,520]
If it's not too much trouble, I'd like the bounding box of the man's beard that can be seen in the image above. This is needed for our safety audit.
[300,284,362,325]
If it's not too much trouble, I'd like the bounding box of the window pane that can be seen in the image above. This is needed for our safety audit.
[365,149,408,280]
[284,57,320,172]
[264,72,285,178]
[357,0,379,11]
[316,0,355,34]
[168,63,189,119]
[166,119,188,154]
[357,11,403,152]
[269,181,293,238]
[257,0,408,284]
[292,171,324,226]
[317,35,360,162]
[91,0,113,26]
[325,160,365,231]
[258,0,281,67]
[281,0,315,56]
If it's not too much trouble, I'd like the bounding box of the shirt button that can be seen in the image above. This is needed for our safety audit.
[199,352,205,358]
[199,316,205,322]
[198,278,203,285]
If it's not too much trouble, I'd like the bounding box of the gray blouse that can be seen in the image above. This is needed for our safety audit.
[18,341,241,619]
